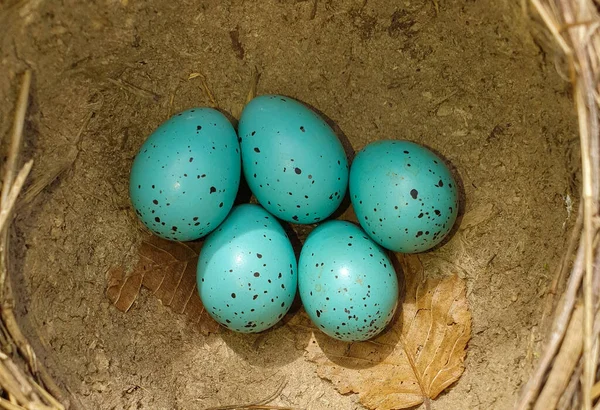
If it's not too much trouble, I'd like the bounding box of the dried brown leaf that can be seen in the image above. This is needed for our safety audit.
[106,235,220,335]
[106,266,142,312]
[294,254,471,410]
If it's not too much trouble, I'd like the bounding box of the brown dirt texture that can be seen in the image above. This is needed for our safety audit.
[0,0,580,409]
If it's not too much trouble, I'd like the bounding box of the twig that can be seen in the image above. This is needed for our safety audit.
[534,303,584,409]
[1,305,65,407]
[107,78,161,101]
[0,69,32,300]
[0,352,58,409]
[1,70,30,204]
[576,63,596,410]
[558,359,582,410]
[540,202,583,332]
[592,379,600,400]
[557,2,600,407]
[0,361,29,404]
[232,67,261,120]
[0,160,31,314]
[530,0,572,54]
[0,162,33,234]
[0,397,24,410]
[246,66,260,105]
[29,377,65,410]
[188,72,217,107]
[515,244,585,409]
[16,159,72,210]
[0,69,66,408]
[428,90,458,114]
[203,379,290,410]
[2,357,37,401]
[309,0,317,19]
[526,2,600,409]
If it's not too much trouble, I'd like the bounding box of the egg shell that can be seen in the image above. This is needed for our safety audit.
[349,140,459,253]
[298,220,399,342]
[197,204,298,333]
[129,108,240,241]
[238,95,349,224]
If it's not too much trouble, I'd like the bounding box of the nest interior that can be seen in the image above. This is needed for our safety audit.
[0,0,581,408]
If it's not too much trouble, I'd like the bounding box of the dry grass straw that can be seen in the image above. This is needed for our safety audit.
[517,0,600,409]
[0,71,65,410]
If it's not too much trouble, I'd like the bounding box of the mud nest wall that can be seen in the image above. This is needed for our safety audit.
[0,0,581,409]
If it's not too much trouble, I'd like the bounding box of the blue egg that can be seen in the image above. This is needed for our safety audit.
[129,108,241,241]
[349,140,459,253]
[298,220,399,342]
[238,95,349,224]
[197,204,297,333]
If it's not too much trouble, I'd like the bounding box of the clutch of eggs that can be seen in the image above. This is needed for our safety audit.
[128,96,460,339]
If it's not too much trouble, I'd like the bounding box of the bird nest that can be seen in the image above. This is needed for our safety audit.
[0,0,598,409]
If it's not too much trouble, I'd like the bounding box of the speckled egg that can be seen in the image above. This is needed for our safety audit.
[197,204,297,333]
[129,108,241,241]
[238,95,349,224]
[349,140,459,253]
[298,221,399,342]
